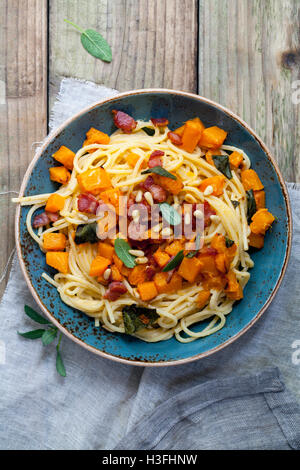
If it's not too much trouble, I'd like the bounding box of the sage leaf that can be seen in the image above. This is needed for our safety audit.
[163,250,184,272]
[64,20,112,63]
[246,189,257,224]
[18,329,45,340]
[141,166,176,180]
[75,222,98,244]
[142,127,155,136]
[122,305,159,335]
[159,202,181,226]
[24,305,50,325]
[212,155,232,179]
[42,329,57,346]
[56,347,66,377]
[225,236,234,248]
[231,200,240,208]
[114,239,136,268]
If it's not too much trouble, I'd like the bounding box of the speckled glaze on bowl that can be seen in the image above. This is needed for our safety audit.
[15,89,292,366]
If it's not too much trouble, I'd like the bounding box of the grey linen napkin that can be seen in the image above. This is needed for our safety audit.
[0,78,299,450]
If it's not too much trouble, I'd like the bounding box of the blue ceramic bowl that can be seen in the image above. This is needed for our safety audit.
[16,89,292,366]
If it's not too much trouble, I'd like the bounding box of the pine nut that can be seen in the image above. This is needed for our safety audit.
[128,249,145,257]
[210,215,220,223]
[120,186,129,193]
[144,191,154,206]
[161,227,173,237]
[135,190,143,203]
[193,209,203,219]
[203,185,213,196]
[132,209,140,222]
[103,268,111,280]
[152,223,162,234]
[135,256,148,264]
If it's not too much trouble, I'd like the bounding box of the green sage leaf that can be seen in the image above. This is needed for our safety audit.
[18,329,45,340]
[42,329,57,346]
[142,127,155,136]
[225,237,234,248]
[114,239,136,268]
[212,155,232,179]
[122,305,159,335]
[64,20,112,63]
[75,222,98,244]
[141,166,176,180]
[162,250,184,272]
[231,200,240,208]
[246,189,257,224]
[56,348,66,377]
[159,202,181,226]
[24,305,50,325]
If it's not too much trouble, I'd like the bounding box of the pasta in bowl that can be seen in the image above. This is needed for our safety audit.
[15,90,291,365]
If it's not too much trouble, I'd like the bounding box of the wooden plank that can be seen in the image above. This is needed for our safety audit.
[198,0,300,182]
[0,0,48,298]
[49,0,198,108]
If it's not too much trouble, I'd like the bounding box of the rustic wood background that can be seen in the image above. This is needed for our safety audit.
[0,0,299,298]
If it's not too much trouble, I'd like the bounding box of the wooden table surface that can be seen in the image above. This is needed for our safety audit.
[0,0,299,298]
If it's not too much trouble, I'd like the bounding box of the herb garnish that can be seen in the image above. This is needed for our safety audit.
[231,200,240,208]
[142,127,155,136]
[122,305,159,335]
[162,250,184,272]
[114,239,136,268]
[225,236,234,248]
[212,155,232,179]
[159,202,181,226]
[18,305,66,377]
[75,222,98,244]
[64,19,112,63]
[141,166,177,180]
[246,189,257,224]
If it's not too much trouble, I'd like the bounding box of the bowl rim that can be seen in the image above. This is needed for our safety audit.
[15,88,292,367]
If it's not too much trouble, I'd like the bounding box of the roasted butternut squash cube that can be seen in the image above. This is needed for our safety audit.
[43,233,66,252]
[45,194,65,213]
[46,251,69,274]
[229,151,243,169]
[49,166,71,185]
[241,169,264,191]
[89,256,111,277]
[198,126,227,149]
[254,190,265,210]
[126,152,147,169]
[226,271,244,300]
[154,173,183,195]
[97,242,115,261]
[154,272,182,294]
[111,265,123,281]
[153,250,170,268]
[165,240,183,257]
[52,145,75,170]
[100,188,121,214]
[202,273,227,291]
[197,254,219,275]
[199,175,226,196]
[215,253,229,273]
[180,120,204,153]
[137,281,158,301]
[128,265,147,286]
[248,232,264,249]
[84,128,110,153]
[77,167,112,195]
[178,257,203,283]
[250,209,275,235]
[196,290,211,309]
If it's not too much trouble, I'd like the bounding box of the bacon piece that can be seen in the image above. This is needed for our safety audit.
[204,201,216,227]
[77,193,99,214]
[46,211,59,223]
[168,131,182,146]
[112,110,137,133]
[148,150,164,168]
[32,212,50,228]
[104,281,127,301]
[151,118,169,127]
[141,176,167,203]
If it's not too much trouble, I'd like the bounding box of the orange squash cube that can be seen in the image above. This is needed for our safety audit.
[52,145,75,170]
[198,126,227,149]
[154,173,183,195]
[137,281,158,301]
[165,240,183,257]
[111,265,123,281]
[254,190,265,210]
[248,232,264,249]
[202,273,227,291]
[199,175,226,196]
[154,272,182,294]
[180,120,204,153]
[178,257,203,283]
[77,167,112,195]
[153,250,170,268]
[250,209,275,235]
[45,194,65,213]
[196,290,211,309]
[241,169,264,191]
[215,253,229,273]
[197,254,219,275]
[126,152,147,169]
[43,233,66,252]
[84,128,110,153]
[100,188,121,214]
[46,251,69,274]
[49,166,71,185]
[97,242,115,261]
[89,256,111,277]
[128,265,147,286]
[229,151,243,169]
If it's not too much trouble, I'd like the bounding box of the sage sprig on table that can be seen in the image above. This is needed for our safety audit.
[64,19,112,63]
[18,305,66,377]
